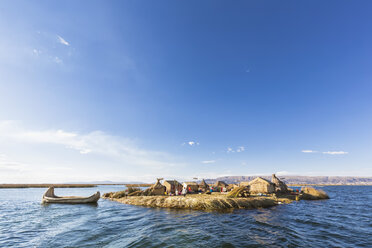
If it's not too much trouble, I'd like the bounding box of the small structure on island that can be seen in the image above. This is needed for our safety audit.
[198,179,210,192]
[271,174,289,194]
[226,183,239,192]
[248,177,275,194]
[148,178,166,195]
[239,181,250,187]
[183,182,199,192]
[163,180,183,194]
[213,181,228,191]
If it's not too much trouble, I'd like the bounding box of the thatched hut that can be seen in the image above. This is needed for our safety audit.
[239,181,250,187]
[214,181,228,188]
[149,178,166,195]
[183,182,199,192]
[248,177,275,194]
[163,180,183,194]
[226,183,239,191]
[271,174,289,194]
[198,179,210,192]
[213,181,228,192]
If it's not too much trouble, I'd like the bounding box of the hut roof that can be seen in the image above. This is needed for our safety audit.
[227,184,238,190]
[183,182,198,186]
[239,181,250,186]
[152,178,165,189]
[164,180,181,186]
[214,181,228,187]
[199,179,209,187]
[248,177,273,185]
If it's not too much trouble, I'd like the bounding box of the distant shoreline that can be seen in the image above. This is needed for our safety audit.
[0,183,153,188]
[0,184,97,188]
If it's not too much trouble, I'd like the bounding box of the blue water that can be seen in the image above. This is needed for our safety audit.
[0,186,371,247]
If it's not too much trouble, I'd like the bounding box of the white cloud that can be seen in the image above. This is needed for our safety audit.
[33,49,41,55]
[227,146,245,153]
[201,160,215,164]
[302,150,318,153]
[237,146,245,152]
[0,154,28,172]
[322,151,348,155]
[0,121,178,171]
[57,35,70,46]
[302,149,348,155]
[184,141,199,146]
[54,56,62,64]
[276,171,292,176]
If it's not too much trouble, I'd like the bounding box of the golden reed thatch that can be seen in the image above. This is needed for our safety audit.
[301,187,330,200]
[227,186,250,198]
[106,195,277,210]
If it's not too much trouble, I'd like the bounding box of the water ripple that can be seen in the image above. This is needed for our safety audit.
[0,186,371,247]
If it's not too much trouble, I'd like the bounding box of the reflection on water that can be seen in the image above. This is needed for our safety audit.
[0,186,371,247]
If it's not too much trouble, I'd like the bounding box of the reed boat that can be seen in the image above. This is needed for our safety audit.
[42,187,100,204]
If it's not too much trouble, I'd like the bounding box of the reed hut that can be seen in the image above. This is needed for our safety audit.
[198,179,210,192]
[226,183,239,191]
[271,174,289,194]
[213,181,228,192]
[214,181,228,188]
[149,178,166,195]
[163,180,183,194]
[239,181,250,187]
[248,177,275,194]
[183,182,199,192]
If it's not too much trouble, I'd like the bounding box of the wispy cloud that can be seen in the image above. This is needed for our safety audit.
[302,150,318,153]
[201,160,215,164]
[182,141,199,146]
[33,49,41,56]
[276,171,293,176]
[0,154,28,172]
[227,146,245,153]
[0,121,176,169]
[57,35,69,46]
[237,146,245,152]
[302,149,348,155]
[54,56,62,64]
[322,151,348,155]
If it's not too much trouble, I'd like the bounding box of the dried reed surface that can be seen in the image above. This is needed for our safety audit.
[124,184,152,187]
[103,194,277,210]
[0,184,96,188]
[102,187,143,198]
[301,187,330,200]
[227,186,250,198]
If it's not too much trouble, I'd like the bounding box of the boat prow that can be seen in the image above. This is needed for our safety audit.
[42,187,100,204]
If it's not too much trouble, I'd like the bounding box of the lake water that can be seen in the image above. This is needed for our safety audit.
[0,185,371,247]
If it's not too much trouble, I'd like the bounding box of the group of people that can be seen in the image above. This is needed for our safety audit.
[209,186,227,193]
[165,186,228,196]
[164,187,189,197]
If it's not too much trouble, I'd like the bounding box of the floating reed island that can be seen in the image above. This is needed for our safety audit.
[102,174,329,211]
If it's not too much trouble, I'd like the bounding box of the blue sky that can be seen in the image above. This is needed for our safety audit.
[0,1,371,183]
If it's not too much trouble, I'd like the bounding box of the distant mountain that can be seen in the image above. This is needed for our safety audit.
[206,175,372,185]
[64,181,146,185]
